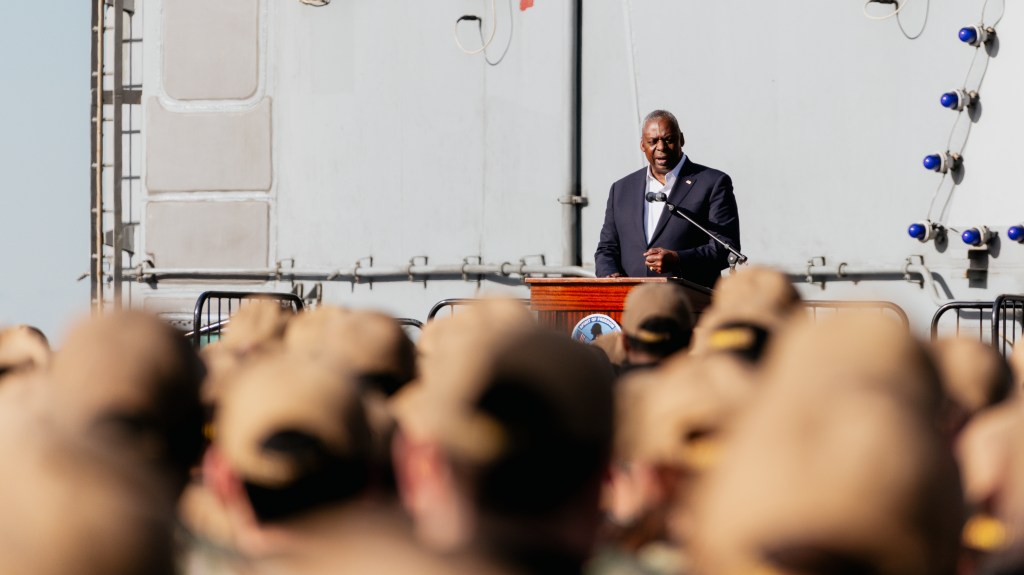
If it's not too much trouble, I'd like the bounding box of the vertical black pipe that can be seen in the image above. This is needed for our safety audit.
[567,0,583,266]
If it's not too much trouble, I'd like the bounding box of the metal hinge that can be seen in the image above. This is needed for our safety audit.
[557,195,589,206]
[103,223,137,255]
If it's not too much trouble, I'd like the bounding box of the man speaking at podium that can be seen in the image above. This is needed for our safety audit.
[595,110,740,289]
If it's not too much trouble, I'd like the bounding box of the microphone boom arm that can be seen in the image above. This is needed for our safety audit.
[664,201,748,267]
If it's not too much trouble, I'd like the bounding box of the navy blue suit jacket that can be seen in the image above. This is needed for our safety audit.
[594,159,740,289]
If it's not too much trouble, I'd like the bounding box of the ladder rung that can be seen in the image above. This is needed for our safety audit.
[102,90,141,105]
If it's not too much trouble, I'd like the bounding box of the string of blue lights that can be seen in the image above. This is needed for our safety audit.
[909,0,1006,248]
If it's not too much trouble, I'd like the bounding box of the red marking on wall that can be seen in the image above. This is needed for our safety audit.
[520,0,534,11]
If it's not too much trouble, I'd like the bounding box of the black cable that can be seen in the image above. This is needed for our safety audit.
[896,0,929,40]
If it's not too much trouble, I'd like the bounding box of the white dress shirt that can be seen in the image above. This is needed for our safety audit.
[644,154,687,244]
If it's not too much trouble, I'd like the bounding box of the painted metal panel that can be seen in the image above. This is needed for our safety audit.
[146,201,270,269]
[163,0,260,100]
[146,98,273,192]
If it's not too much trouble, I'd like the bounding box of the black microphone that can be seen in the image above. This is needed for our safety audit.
[645,192,748,266]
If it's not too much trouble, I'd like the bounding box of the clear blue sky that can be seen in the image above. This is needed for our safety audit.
[0,1,90,341]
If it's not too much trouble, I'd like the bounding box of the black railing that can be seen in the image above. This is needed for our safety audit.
[183,318,229,343]
[397,318,424,329]
[803,300,910,328]
[930,301,995,343]
[426,298,530,322]
[192,291,304,348]
[992,295,1024,356]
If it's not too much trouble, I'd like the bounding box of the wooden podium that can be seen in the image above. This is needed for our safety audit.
[525,277,713,333]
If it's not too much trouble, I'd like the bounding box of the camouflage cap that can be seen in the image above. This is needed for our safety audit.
[616,353,754,472]
[47,311,205,492]
[620,283,694,348]
[393,298,615,515]
[989,406,1024,557]
[0,401,175,575]
[390,297,535,444]
[285,306,415,395]
[434,328,616,516]
[691,316,962,575]
[0,325,49,378]
[216,351,372,490]
[956,400,1020,512]
[691,267,803,359]
[760,314,944,418]
[933,337,1012,418]
[218,298,295,356]
[1007,341,1024,392]
[710,265,801,315]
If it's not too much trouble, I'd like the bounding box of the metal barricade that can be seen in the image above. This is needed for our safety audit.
[427,298,530,321]
[396,318,424,342]
[802,300,910,329]
[929,301,994,343]
[397,318,423,329]
[992,295,1024,356]
[191,291,304,348]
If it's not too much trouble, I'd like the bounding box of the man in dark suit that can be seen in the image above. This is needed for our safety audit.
[595,110,740,289]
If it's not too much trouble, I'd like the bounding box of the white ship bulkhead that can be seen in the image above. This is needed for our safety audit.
[125,0,1021,337]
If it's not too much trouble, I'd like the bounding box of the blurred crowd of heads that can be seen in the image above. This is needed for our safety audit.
[5,267,1024,574]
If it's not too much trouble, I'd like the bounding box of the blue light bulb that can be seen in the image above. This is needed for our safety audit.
[1008,225,1024,242]
[962,228,982,246]
[923,154,942,171]
[940,92,960,109]
[959,26,980,45]
[908,223,927,240]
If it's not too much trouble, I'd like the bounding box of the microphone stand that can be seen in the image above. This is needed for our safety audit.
[646,191,747,267]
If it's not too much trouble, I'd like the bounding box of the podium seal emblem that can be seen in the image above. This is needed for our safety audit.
[571,314,621,344]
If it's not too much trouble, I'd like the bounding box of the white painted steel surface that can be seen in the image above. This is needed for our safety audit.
[131,0,1021,332]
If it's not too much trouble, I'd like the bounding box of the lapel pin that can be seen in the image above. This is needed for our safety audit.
[685,180,692,185]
